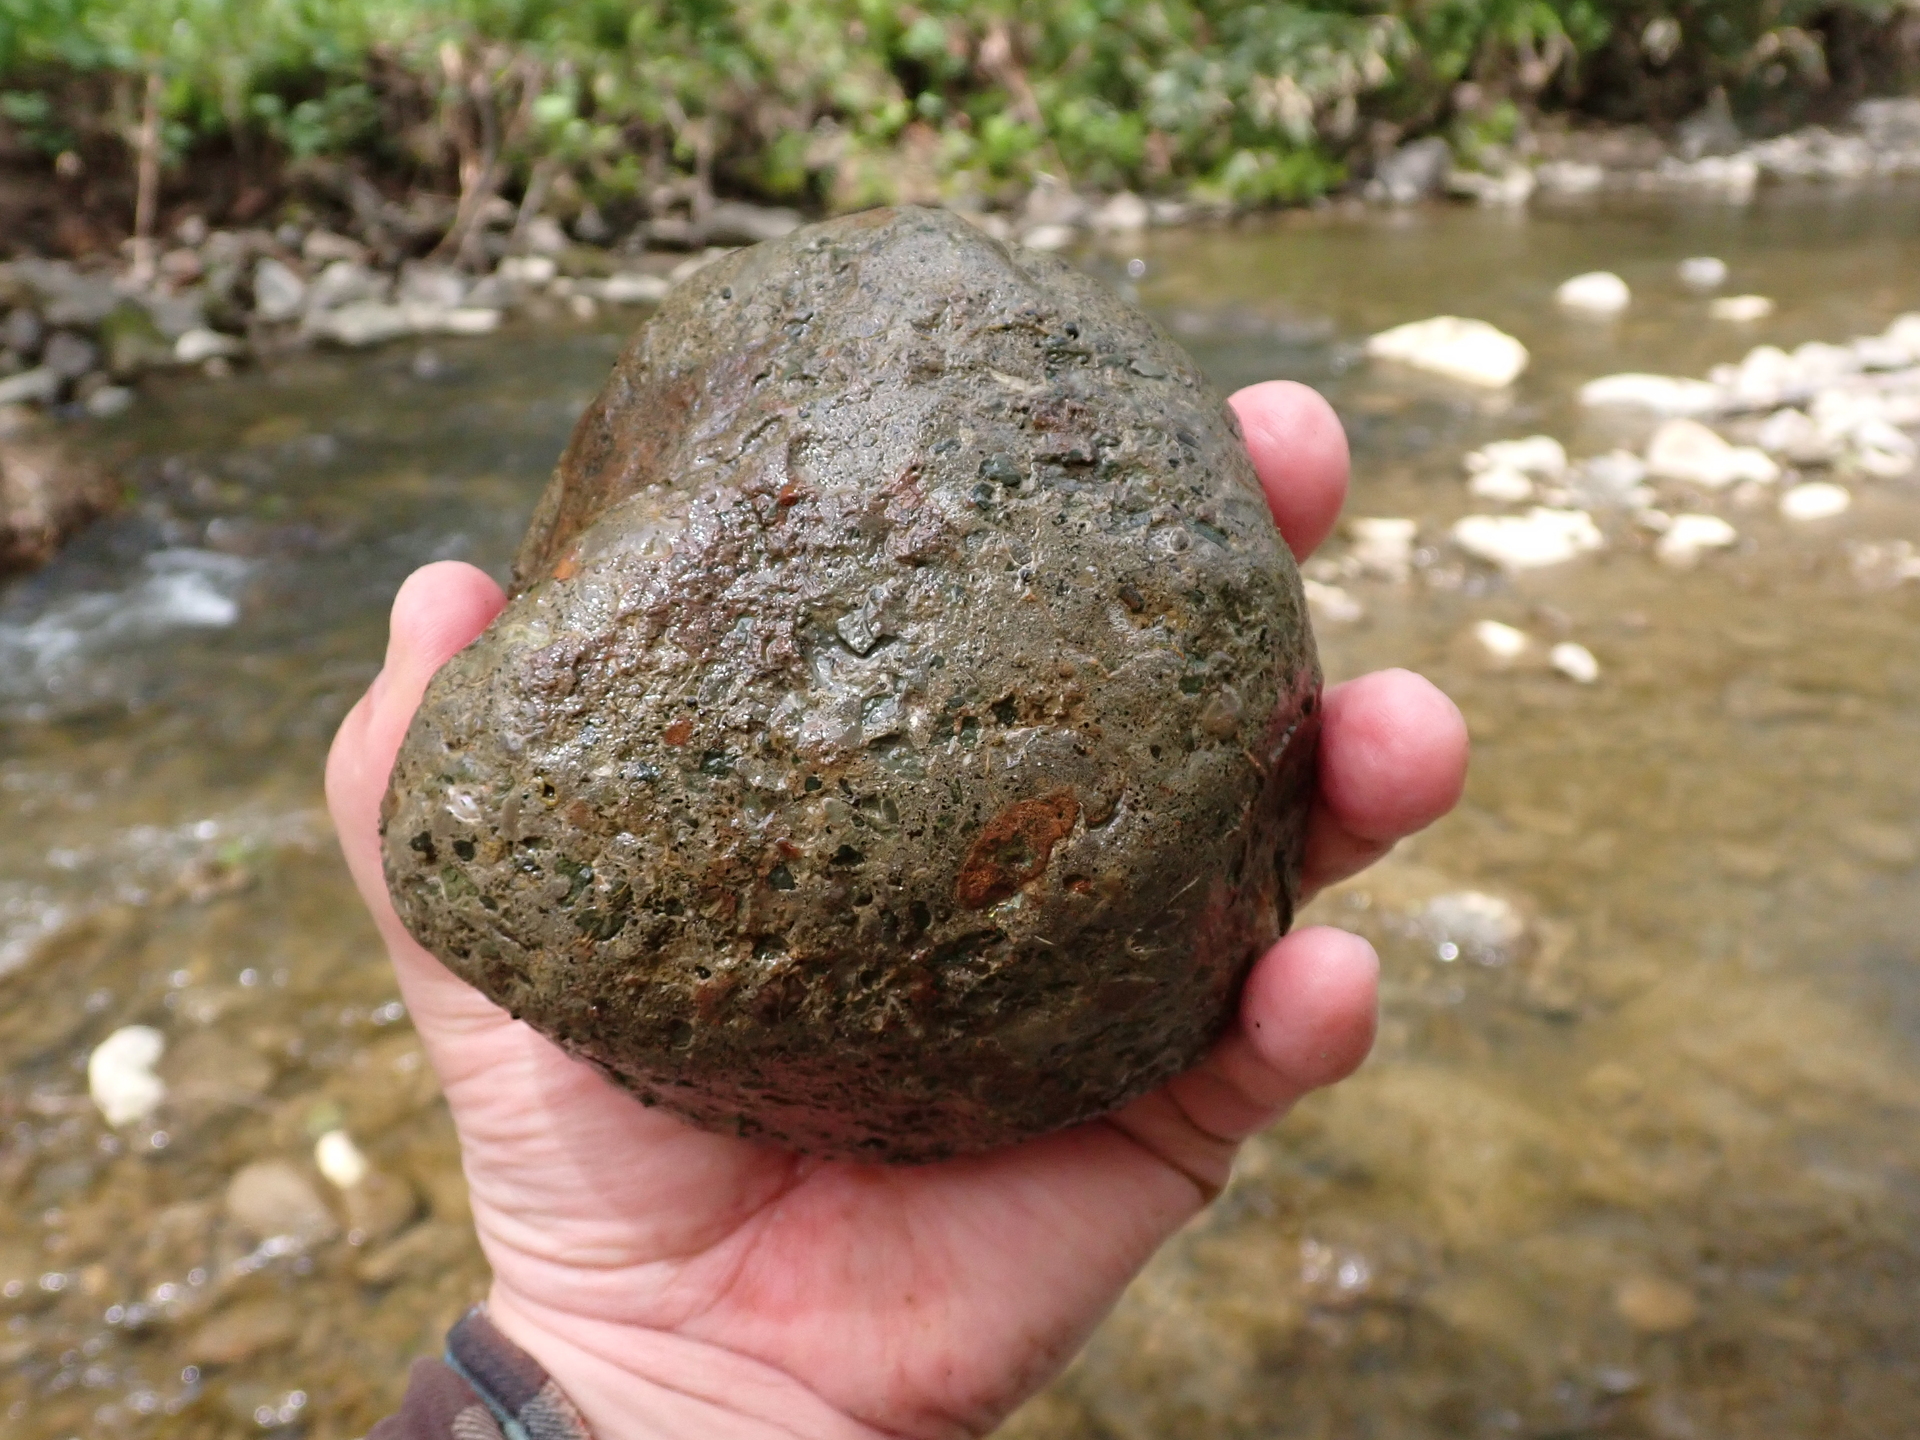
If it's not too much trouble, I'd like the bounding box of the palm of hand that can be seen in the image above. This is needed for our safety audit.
[327,382,1466,1440]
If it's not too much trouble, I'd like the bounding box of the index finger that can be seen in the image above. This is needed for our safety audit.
[1228,380,1349,561]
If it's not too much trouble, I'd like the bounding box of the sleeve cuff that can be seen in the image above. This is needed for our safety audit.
[369,1305,593,1440]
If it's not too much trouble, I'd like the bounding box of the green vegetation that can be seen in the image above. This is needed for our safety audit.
[0,1,1915,246]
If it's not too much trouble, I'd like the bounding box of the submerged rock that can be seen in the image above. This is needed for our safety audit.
[1366,316,1528,387]
[1555,271,1630,315]
[1,431,117,574]
[383,207,1321,1161]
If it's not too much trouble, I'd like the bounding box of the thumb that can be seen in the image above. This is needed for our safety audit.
[325,560,507,1008]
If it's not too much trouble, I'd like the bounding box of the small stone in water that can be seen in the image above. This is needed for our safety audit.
[41,330,98,380]
[1779,482,1851,521]
[83,385,132,419]
[1614,1275,1699,1333]
[87,1025,166,1126]
[253,258,307,323]
[1452,508,1603,570]
[1549,641,1600,684]
[1349,516,1418,579]
[1645,418,1779,489]
[186,1298,299,1366]
[1304,579,1364,624]
[173,327,244,365]
[225,1160,337,1244]
[1555,271,1631,315]
[1465,435,1567,480]
[1679,256,1729,289]
[314,1129,369,1190]
[1366,316,1529,387]
[344,1169,418,1245]
[1656,513,1738,567]
[1419,891,1526,965]
[1468,467,1534,503]
[1473,620,1530,661]
[1580,372,1721,416]
[1709,294,1775,323]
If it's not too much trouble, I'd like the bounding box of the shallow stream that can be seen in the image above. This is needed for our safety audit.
[4,186,1919,1439]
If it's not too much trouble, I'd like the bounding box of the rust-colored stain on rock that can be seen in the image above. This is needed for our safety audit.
[382,207,1320,1161]
[955,791,1080,909]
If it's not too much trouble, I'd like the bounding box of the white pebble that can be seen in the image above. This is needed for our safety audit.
[1473,620,1530,661]
[1465,435,1567,479]
[1556,271,1631,315]
[88,1026,167,1127]
[1645,418,1779,489]
[1348,517,1418,580]
[1779,482,1851,521]
[1679,256,1729,289]
[1452,508,1604,570]
[1580,373,1722,416]
[1656,513,1738,567]
[1550,641,1601,684]
[1304,579,1364,624]
[1468,466,1535,503]
[314,1130,370,1190]
[1366,316,1529,388]
[1709,295,1775,323]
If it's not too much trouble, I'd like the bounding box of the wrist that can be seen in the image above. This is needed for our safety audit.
[485,1283,886,1440]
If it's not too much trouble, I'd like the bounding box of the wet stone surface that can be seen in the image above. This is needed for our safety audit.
[5,188,1920,1439]
[382,208,1320,1160]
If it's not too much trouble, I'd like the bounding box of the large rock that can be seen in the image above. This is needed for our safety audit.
[1,431,116,574]
[382,207,1321,1160]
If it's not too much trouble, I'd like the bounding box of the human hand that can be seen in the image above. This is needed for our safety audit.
[325,380,1467,1440]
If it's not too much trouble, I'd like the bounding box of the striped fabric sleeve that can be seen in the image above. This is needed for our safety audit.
[368,1306,593,1440]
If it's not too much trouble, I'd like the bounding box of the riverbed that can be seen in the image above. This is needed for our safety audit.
[4,185,1919,1439]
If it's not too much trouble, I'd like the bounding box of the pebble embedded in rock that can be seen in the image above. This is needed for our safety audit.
[382,207,1321,1161]
[87,1025,166,1126]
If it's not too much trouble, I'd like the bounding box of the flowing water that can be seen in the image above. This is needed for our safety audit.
[4,186,1919,1439]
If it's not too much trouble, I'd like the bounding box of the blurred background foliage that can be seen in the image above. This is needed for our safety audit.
[0,0,1916,231]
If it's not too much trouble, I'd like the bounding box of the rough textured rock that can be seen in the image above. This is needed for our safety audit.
[1,430,116,574]
[383,206,1320,1160]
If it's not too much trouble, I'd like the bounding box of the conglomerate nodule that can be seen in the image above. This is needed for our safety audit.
[381,206,1321,1160]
